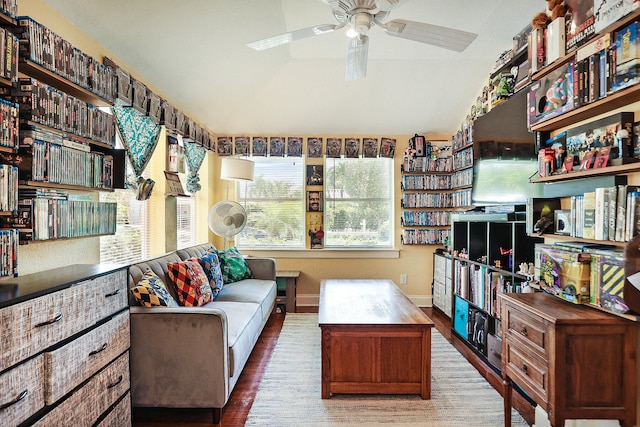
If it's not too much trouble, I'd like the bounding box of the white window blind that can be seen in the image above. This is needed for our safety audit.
[176,196,196,249]
[324,157,394,248]
[236,157,305,249]
[100,131,150,264]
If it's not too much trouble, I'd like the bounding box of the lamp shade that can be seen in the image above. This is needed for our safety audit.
[220,157,255,181]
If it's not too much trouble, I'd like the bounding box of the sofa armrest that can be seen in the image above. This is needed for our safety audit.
[129,307,231,409]
[246,257,276,281]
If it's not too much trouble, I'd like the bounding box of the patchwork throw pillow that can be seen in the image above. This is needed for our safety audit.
[199,251,224,297]
[216,247,252,284]
[130,269,179,307]
[167,258,213,306]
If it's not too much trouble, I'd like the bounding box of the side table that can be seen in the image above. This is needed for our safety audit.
[276,270,300,313]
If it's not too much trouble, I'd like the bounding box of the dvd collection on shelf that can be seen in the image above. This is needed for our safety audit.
[0,163,17,212]
[1,77,116,146]
[0,189,117,241]
[16,16,115,102]
[451,168,473,188]
[401,156,452,173]
[400,174,451,191]
[0,98,18,149]
[0,25,18,83]
[401,210,451,227]
[0,228,17,277]
[453,146,474,170]
[0,125,115,189]
[0,0,17,18]
[401,229,450,245]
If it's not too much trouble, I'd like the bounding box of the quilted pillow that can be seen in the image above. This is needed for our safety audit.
[216,247,252,284]
[130,269,178,307]
[199,251,224,297]
[167,258,213,306]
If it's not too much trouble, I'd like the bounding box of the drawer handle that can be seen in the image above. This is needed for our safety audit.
[105,289,121,298]
[107,375,123,389]
[520,326,527,336]
[521,364,528,374]
[34,314,63,328]
[89,343,108,356]
[0,389,28,410]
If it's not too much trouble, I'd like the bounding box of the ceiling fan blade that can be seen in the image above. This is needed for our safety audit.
[375,0,409,11]
[247,24,338,51]
[384,19,477,52]
[345,34,369,81]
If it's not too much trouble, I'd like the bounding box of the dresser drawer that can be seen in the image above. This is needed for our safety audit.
[96,392,132,427]
[0,355,45,427]
[504,305,549,358]
[44,311,130,404]
[0,283,92,372]
[504,340,549,406]
[35,352,130,427]
[88,270,129,323]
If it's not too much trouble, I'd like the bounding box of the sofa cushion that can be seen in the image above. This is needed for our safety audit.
[199,251,224,297]
[130,269,179,307]
[203,300,263,377]
[167,258,214,307]
[216,247,252,284]
[214,279,276,323]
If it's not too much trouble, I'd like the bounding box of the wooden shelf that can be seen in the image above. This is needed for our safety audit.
[490,45,528,80]
[530,84,640,132]
[0,145,16,153]
[0,11,16,27]
[21,121,115,150]
[453,143,473,153]
[401,170,451,175]
[19,232,114,245]
[530,10,640,83]
[19,181,113,192]
[531,232,626,248]
[530,162,640,183]
[19,59,113,107]
[402,225,451,229]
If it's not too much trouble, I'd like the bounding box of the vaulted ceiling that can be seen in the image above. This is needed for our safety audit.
[40,0,543,136]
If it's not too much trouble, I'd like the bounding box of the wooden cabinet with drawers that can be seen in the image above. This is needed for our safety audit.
[0,264,130,427]
[501,292,638,427]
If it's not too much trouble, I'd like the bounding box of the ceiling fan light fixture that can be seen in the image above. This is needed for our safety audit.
[345,34,369,81]
[346,27,359,38]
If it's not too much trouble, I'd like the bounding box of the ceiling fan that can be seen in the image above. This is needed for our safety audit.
[247,0,478,81]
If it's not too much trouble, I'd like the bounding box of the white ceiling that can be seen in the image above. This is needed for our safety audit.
[40,0,543,136]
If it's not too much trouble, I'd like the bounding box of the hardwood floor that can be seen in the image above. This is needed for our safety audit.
[132,307,534,426]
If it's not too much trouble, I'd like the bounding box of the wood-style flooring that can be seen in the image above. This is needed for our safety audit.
[131,307,534,426]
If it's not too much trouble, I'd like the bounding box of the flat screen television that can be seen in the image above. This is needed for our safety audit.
[471,158,544,206]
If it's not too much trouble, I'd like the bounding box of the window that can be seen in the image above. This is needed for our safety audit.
[100,189,150,264]
[324,157,394,248]
[236,157,305,248]
[176,196,196,249]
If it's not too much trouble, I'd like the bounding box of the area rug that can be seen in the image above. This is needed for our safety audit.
[245,313,528,426]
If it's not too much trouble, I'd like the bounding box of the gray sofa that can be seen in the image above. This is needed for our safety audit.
[126,243,277,424]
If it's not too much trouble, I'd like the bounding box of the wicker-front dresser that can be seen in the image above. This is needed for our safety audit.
[0,264,130,427]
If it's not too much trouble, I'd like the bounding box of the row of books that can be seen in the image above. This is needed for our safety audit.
[400,210,451,227]
[16,16,115,103]
[0,98,18,149]
[0,26,18,83]
[452,125,473,152]
[400,174,451,191]
[401,192,459,209]
[0,0,16,18]
[0,194,117,241]
[451,168,473,188]
[454,259,525,319]
[452,146,473,170]
[0,138,115,189]
[0,163,17,212]
[400,229,450,245]
[566,184,640,242]
[0,229,17,278]
[1,78,117,146]
[401,156,452,173]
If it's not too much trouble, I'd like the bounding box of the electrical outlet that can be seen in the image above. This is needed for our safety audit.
[400,274,407,285]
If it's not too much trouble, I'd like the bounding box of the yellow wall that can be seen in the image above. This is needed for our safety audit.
[15,1,449,307]
[212,133,450,306]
